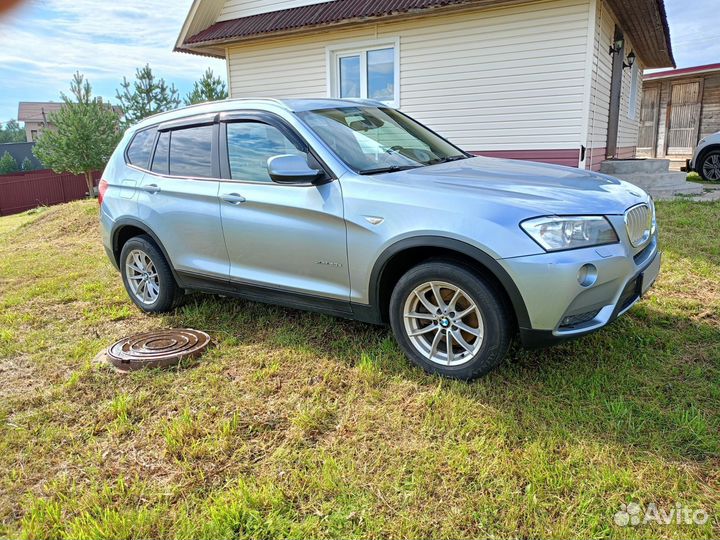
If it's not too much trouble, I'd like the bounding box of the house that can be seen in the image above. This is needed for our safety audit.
[637,63,720,168]
[175,0,674,171]
[0,142,43,170]
[17,102,64,142]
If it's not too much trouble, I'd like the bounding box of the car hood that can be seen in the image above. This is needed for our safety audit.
[386,156,648,214]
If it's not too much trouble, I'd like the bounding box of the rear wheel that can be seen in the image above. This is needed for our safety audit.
[389,261,512,380]
[699,149,720,181]
[120,235,183,313]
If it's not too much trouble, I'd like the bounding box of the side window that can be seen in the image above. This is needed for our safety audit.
[126,127,157,168]
[151,131,170,175]
[168,125,213,178]
[226,122,306,182]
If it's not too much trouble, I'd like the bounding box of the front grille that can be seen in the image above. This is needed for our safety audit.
[625,204,653,247]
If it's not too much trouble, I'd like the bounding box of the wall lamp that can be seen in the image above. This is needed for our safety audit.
[623,51,636,70]
[608,38,624,55]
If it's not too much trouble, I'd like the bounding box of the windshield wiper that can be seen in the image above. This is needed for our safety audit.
[357,165,423,175]
[427,155,470,165]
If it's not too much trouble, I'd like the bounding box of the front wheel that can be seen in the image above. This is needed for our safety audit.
[699,149,720,182]
[389,261,512,380]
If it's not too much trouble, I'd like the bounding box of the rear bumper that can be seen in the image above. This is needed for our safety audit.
[499,235,661,348]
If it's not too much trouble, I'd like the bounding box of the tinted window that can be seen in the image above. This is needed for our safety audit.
[151,131,169,174]
[169,125,213,178]
[226,122,306,182]
[126,128,157,168]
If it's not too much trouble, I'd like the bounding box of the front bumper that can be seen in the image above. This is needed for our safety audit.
[499,232,661,348]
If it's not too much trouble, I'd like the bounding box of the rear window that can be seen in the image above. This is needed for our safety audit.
[168,125,213,178]
[126,128,157,168]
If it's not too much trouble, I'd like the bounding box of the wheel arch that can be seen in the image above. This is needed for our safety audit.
[696,144,720,173]
[368,236,531,329]
[112,218,183,285]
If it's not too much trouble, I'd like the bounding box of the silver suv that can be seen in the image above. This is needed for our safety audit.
[100,98,660,379]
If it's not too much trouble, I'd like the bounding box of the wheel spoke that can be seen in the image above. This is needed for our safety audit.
[409,324,437,337]
[447,289,462,312]
[455,320,481,337]
[429,329,443,358]
[455,304,477,319]
[415,290,438,314]
[405,311,435,321]
[452,329,475,353]
[445,330,454,364]
[429,283,447,311]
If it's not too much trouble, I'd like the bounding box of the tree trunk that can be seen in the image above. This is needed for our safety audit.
[84,171,96,198]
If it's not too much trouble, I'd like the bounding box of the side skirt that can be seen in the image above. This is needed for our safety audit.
[176,271,383,325]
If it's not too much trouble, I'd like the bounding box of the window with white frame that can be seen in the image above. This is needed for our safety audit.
[327,40,399,106]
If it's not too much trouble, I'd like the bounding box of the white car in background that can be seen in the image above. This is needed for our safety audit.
[686,132,720,181]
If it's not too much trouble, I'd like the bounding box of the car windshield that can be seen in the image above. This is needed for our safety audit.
[297,106,469,174]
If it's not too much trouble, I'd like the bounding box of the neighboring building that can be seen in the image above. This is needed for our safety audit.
[175,0,674,170]
[0,142,43,171]
[17,102,64,142]
[637,63,720,168]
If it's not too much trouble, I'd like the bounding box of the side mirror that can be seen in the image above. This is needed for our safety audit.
[267,154,323,184]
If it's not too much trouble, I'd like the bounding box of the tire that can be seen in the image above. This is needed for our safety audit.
[120,235,183,313]
[698,148,720,182]
[389,261,512,380]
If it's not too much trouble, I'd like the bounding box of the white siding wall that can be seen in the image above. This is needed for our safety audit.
[585,0,644,164]
[226,0,591,152]
[219,0,329,20]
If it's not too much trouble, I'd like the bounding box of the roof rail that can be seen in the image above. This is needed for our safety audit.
[134,97,292,124]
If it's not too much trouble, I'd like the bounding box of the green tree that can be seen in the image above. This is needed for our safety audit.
[184,68,228,105]
[0,119,25,144]
[116,64,181,125]
[33,72,121,196]
[21,157,35,171]
[0,151,19,174]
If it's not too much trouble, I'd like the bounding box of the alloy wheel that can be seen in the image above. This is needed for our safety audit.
[402,280,484,366]
[125,249,160,305]
[702,153,720,181]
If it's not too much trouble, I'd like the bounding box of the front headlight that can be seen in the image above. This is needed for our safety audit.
[521,216,619,252]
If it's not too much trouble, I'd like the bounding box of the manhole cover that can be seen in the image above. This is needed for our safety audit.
[105,329,211,372]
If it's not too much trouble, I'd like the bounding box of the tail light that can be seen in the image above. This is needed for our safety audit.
[98,178,109,205]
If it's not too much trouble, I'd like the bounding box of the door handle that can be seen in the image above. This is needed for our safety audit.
[140,184,161,194]
[221,193,246,205]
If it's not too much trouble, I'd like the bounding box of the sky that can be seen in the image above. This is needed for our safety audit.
[0,0,224,123]
[0,0,718,123]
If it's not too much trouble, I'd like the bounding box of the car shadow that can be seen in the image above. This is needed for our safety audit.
[173,293,719,465]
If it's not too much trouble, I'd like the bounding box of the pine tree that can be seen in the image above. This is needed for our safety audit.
[33,72,121,196]
[0,119,25,144]
[184,68,229,105]
[0,151,19,174]
[21,157,35,171]
[116,64,181,125]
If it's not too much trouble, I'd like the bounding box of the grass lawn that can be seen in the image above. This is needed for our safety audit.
[0,199,718,539]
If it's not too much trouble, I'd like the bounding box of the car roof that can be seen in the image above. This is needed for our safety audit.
[129,98,387,132]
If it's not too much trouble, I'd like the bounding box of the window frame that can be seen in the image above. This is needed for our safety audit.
[126,114,221,180]
[218,110,335,186]
[124,126,159,170]
[326,38,400,107]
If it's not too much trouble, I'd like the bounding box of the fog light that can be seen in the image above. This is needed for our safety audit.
[577,264,597,287]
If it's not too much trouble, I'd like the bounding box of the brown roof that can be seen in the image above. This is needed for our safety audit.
[17,102,64,123]
[179,0,674,68]
[183,0,475,45]
[605,0,674,69]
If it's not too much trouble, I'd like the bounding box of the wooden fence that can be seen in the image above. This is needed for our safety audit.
[0,169,102,216]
